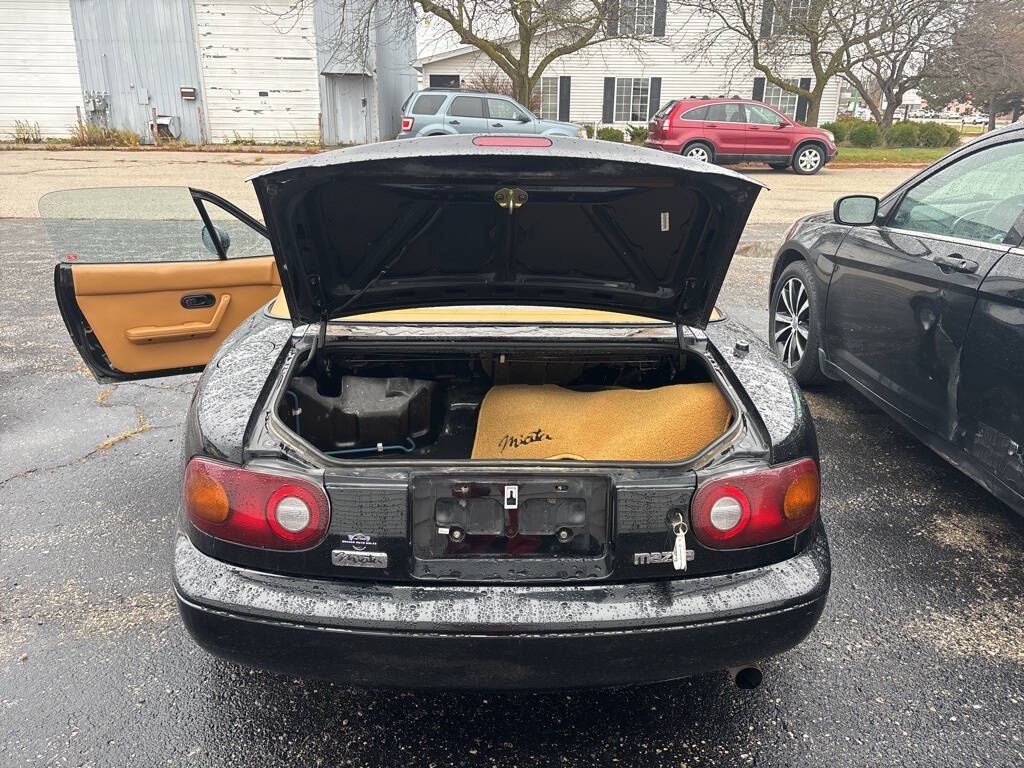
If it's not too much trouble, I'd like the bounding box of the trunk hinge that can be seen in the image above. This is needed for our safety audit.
[677,324,708,353]
[299,274,330,376]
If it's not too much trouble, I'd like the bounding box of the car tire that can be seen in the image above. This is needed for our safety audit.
[792,144,824,175]
[770,260,827,385]
[769,163,789,171]
[682,142,714,164]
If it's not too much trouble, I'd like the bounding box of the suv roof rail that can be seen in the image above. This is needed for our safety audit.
[422,86,487,94]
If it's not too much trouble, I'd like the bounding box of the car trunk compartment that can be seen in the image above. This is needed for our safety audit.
[277,346,734,465]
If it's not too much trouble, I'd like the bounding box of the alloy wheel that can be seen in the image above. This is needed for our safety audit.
[773,277,810,367]
[686,145,710,162]
[797,147,822,173]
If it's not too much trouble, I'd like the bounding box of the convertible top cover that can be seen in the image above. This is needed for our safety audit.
[251,135,763,327]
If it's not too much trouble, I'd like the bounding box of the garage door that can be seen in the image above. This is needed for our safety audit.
[195,0,321,144]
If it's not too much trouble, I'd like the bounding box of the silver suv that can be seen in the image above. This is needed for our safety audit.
[398,88,584,139]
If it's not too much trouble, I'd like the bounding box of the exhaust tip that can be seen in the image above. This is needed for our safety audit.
[728,665,763,689]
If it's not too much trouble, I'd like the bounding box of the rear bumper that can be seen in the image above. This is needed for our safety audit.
[644,138,684,154]
[173,527,830,689]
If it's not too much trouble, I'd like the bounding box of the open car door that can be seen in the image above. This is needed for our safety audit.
[47,187,281,382]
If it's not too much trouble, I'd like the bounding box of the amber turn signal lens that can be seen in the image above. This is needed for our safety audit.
[185,469,230,523]
[783,472,818,522]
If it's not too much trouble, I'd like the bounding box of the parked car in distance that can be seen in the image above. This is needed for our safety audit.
[397,87,584,139]
[51,136,829,690]
[645,97,837,174]
[963,113,990,126]
[769,122,1024,515]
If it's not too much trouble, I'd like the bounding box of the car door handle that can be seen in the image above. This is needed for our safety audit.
[492,122,503,127]
[449,119,460,125]
[932,254,979,274]
[125,294,231,344]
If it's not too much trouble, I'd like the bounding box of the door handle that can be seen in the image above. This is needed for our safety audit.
[125,294,231,344]
[492,122,504,127]
[181,292,215,309]
[932,254,979,274]
[449,119,460,125]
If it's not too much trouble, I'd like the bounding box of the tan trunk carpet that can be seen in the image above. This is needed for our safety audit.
[471,382,731,462]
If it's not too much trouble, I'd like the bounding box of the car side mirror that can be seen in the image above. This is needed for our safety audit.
[202,224,231,255]
[518,116,531,123]
[834,195,879,226]
[778,119,789,127]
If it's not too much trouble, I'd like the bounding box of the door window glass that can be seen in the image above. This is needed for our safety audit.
[487,98,528,121]
[890,141,1024,244]
[412,94,445,115]
[746,103,784,124]
[38,187,269,263]
[705,103,745,123]
[449,96,485,118]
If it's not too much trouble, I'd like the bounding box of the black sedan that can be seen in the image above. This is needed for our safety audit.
[770,122,1024,515]
[52,136,829,689]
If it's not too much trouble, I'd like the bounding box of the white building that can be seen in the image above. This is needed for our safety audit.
[0,0,416,144]
[415,4,841,127]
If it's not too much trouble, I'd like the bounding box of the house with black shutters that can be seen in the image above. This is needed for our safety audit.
[414,0,842,128]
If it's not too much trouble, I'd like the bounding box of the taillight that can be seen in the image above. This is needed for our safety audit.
[691,458,819,548]
[184,457,330,550]
[401,115,414,132]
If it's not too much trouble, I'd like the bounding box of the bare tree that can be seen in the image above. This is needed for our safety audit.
[678,0,938,125]
[281,0,672,104]
[920,0,1024,127]
[841,0,961,133]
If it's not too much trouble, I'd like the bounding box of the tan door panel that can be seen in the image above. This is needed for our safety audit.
[71,257,281,374]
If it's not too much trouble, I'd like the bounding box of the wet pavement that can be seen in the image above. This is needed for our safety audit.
[2,217,1022,767]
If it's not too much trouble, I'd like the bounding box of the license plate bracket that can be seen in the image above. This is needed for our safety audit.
[409,475,611,580]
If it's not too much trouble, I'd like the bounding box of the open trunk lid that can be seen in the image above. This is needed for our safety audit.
[250,135,763,328]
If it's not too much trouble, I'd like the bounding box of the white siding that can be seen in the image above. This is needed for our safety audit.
[419,15,841,127]
[196,0,321,143]
[0,0,83,139]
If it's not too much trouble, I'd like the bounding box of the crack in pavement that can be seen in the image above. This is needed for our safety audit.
[0,404,155,488]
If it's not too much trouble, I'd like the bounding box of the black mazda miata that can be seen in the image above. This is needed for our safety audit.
[770,122,1024,515]
[52,135,830,689]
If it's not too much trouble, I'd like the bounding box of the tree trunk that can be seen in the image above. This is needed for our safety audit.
[805,98,820,127]
[880,103,901,135]
[1013,104,1022,121]
[511,70,533,107]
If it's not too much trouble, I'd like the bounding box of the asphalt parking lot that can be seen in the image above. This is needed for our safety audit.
[1,152,1022,767]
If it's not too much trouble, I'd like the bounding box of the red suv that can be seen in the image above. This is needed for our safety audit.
[645,98,837,174]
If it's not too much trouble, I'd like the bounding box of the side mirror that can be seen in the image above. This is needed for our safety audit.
[778,119,789,128]
[834,195,879,226]
[201,224,231,255]
[518,116,531,123]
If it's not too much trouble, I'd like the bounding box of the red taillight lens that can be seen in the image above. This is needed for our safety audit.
[184,457,330,550]
[401,115,414,132]
[691,458,819,548]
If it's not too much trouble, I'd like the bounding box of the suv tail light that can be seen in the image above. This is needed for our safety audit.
[691,458,819,548]
[401,115,414,132]
[184,457,330,550]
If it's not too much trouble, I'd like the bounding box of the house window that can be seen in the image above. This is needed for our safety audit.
[763,79,799,118]
[618,0,656,35]
[614,77,650,122]
[770,0,810,35]
[537,77,559,120]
